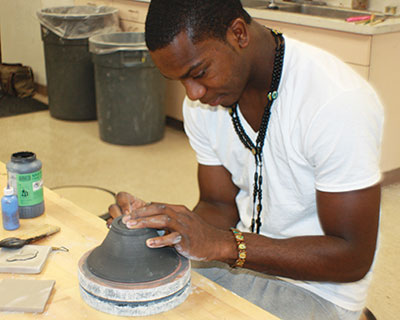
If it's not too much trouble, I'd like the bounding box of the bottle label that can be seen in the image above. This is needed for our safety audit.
[7,172,17,195]
[16,170,44,207]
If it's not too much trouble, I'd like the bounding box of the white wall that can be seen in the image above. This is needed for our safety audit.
[0,0,73,85]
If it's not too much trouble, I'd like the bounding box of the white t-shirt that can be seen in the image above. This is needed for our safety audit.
[183,37,384,311]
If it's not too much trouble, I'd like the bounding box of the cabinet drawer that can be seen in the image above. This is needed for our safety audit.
[119,19,145,33]
[255,18,372,66]
[113,0,149,23]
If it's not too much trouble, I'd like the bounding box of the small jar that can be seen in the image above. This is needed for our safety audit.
[6,151,45,219]
[1,186,20,230]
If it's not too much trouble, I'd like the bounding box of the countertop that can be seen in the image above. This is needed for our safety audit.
[246,7,400,35]
[0,162,278,319]
[132,0,400,35]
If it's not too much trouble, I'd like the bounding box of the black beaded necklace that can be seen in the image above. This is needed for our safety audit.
[229,29,285,234]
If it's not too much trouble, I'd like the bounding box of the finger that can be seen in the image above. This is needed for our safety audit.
[125,213,173,230]
[106,204,123,228]
[145,202,187,212]
[108,204,123,219]
[121,202,151,224]
[115,192,134,215]
[141,203,193,221]
[146,231,182,248]
[131,203,168,219]
[131,196,147,210]
[124,204,170,227]
[106,217,113,228]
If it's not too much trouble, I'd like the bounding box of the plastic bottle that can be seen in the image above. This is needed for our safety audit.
[6,151,45,219]
[1,186,20,231]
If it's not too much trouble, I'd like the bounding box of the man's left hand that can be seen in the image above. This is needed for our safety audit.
[122,203,233,262]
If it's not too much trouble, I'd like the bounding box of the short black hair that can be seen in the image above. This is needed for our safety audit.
[145,0,252,51]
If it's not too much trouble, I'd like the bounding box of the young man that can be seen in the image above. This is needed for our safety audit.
[109,1,383,319]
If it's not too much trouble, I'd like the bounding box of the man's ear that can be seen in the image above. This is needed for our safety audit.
[228,18,250,49]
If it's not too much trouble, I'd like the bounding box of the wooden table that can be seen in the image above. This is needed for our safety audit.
[0,162,278,319]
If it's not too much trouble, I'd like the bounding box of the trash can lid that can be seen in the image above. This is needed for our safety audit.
[89,32,148,55]
[39,6,118,20]
[37,6,119,40]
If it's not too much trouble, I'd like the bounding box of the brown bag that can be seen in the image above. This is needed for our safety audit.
[0,63,35,98]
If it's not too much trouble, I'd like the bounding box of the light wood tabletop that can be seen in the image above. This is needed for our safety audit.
[0,162,278,319]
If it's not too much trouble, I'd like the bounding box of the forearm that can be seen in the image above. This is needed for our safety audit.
[193,201,373,282]
[193,200,239,230]
[214,185,380,283]
[193,201,371,282]
[220,232,375,283]
[194,164,240,230]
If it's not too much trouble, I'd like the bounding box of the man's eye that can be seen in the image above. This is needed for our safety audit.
[193,70,205,79]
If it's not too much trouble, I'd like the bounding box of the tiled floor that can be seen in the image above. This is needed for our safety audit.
[0,100,398,319]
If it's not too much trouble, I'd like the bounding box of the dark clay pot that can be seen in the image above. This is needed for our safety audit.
[86,216,180,283]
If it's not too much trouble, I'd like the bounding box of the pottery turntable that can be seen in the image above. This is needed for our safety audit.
[78,216,191,316]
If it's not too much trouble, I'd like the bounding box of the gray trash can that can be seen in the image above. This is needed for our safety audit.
[37,6,119,121]
[89,32,166,145]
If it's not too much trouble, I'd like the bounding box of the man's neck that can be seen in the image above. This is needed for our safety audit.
[238,24,277,132]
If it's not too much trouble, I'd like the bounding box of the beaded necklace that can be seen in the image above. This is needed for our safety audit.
[229,29,285,234]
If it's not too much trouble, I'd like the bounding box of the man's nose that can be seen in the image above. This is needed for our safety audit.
[182,79,206,101]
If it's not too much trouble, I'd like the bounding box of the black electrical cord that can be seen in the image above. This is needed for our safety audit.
[50,185,116,221]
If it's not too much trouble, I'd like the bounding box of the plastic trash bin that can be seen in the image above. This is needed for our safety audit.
[89,32,166,145]
[37,6,119,121]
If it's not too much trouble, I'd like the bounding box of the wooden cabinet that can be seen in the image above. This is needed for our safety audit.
[119,20,145,32]
[369,32,400,172]
[113,0,148,23]
[113,0,147,32]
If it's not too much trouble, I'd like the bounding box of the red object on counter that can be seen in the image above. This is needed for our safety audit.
[346,15,371,22]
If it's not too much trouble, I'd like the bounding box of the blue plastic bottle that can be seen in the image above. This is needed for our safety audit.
[1,186,20,230]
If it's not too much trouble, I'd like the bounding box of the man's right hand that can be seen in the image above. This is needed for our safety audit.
[107,192,147,227]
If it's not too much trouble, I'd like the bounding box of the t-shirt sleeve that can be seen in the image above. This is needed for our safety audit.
[182,98,222,166]
[304,89,384,192]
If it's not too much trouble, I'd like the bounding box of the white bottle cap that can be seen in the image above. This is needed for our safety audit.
[4,186,14,196]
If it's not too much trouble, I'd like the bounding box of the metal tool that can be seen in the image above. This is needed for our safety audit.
[0,225,60,249]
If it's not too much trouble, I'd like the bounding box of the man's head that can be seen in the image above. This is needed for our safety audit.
[145,0,257,107]
[145,0,251,51]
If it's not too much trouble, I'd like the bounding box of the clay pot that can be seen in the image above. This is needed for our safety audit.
[86,216,179,283]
